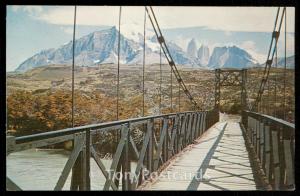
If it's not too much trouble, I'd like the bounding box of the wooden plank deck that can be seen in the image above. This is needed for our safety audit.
[141,117,258,190]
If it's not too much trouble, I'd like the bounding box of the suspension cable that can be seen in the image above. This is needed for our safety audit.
[159,46,162,114]
[142,7,146,116]
[170,68,173,112]
[116,6,121,120]
[267,79,270,115]
[283,7,287,120]
[178,84,181,112]
[252,7,286,111]
[274,38,278,117]
[253,7,280,111]
[262,94,265,114]
[145,6,199,109]
[71,5,77,128]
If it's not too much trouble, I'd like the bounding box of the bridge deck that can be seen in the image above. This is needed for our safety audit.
[141,117,258,190]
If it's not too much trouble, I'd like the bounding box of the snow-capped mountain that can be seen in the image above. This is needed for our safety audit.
[15,27,203,72]
[207,46,259,69]
[15,26,261,72]
[16,27,142,72]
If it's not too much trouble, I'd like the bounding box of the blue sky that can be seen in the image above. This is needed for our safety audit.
[6,6,110,71]
[6,6,295,71]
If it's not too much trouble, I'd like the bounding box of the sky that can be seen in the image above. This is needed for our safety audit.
[6,6,295,71]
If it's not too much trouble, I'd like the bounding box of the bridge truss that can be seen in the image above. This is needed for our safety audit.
[215,69,247,112]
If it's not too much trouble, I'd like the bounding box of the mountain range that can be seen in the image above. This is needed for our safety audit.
[15,25,293,72]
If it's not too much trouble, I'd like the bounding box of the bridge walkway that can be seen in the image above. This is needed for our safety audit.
[141,115,258,190]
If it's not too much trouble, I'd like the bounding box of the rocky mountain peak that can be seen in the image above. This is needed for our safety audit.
[197,45,210,66]
[208,45,258,69]
[186,38,197,58]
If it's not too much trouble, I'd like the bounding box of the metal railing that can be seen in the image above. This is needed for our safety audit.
[6,109,219,191]
[241,110,295,190]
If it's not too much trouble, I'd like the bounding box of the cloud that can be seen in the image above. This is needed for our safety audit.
[277,33,294,56]
[11,6,20,12]
[173,35,195,51]
[60,26,74,34]
[36,6,120,26]
[224,31,232,36]
[10,6,295,33]
[240,40,266,63]
[237,34,295,63]
[154,6,295,33]
[240,40,256,51]
[11,5,43,16]
[245,50,266,64]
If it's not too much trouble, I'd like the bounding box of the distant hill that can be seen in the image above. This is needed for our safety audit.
[274,55,295,69]
[254,55,295,69]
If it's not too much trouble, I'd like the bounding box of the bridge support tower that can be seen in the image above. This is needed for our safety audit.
[215,69,247,113]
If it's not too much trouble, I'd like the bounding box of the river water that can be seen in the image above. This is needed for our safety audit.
[6,149,137,190]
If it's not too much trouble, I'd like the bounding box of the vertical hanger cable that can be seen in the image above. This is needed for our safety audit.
[117,6,122,120]
[71,6,77,128]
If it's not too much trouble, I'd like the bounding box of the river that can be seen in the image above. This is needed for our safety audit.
[6,149,137,190]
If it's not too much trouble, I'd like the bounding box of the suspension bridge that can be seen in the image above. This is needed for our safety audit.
[6,6,294,191]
